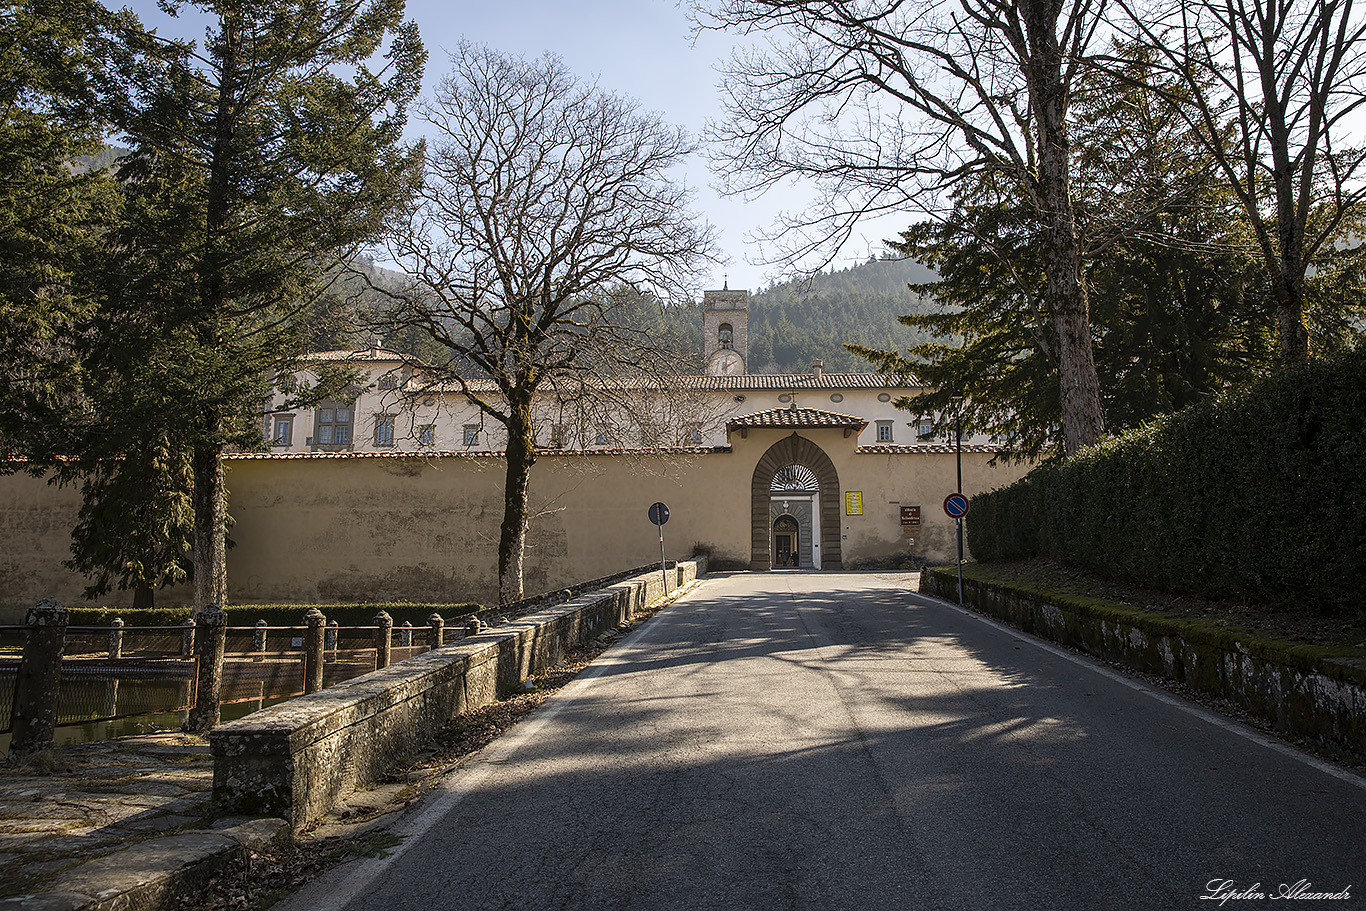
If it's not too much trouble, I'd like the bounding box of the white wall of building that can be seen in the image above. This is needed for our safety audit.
[262,353,993,456]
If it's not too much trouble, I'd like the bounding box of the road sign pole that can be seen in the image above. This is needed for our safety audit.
[942,492,970,607]
[648,502,671,595]
[956,518,964,606]
[956,407,964,606]
[659,525,668,594]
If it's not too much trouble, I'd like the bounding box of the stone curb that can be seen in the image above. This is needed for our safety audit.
[2,819,289,911]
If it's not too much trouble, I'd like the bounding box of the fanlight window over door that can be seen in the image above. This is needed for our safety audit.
[770,464,819,495]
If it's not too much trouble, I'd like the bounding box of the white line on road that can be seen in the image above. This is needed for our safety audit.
[904,587,1366,792]
[275,581,706,911]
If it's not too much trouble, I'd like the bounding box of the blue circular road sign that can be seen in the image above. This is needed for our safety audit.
[943,493,970,519]
[648,502,670,526]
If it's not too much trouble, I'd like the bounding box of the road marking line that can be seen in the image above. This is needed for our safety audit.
[905,588,1366,792]
[275,581,711,911]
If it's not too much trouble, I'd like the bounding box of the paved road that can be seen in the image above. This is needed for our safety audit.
[279,572,1366,911]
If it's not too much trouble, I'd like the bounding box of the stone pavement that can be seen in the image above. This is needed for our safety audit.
[0,732,286,909]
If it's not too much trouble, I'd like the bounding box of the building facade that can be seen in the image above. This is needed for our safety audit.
[262,288,991,456]
[0,287,1024,616]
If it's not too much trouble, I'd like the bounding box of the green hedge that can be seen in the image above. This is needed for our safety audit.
[966,345,1366,609]
[66,602,481,629]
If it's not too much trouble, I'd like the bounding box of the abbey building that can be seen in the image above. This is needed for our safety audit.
[0,288,1024,615]
[263,288,992,455]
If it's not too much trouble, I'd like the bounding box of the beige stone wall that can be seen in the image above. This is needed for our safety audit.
[0,473,86,620]
[0,434,1030,620]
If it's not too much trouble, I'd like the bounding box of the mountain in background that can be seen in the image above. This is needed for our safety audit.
[743,256,939,374]
[610,254,943,375]
[330,254,945,376]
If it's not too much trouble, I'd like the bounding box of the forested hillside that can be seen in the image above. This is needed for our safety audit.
[744,256,939,373]
[369,255,942,375]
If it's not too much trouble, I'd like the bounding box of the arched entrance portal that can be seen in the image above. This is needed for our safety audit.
[750,433,842,570]
[770,466,817,568]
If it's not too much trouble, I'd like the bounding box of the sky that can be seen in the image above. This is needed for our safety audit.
[123,0,910,294]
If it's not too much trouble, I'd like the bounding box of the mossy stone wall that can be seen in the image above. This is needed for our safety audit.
[921,568,1366,763]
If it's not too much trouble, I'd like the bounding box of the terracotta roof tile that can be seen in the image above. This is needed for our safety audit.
[857,443,1002,455]
[224,446,728,461]
[694,373,910,390]
[411,372,919,395]
[303,348,409,363]
[726,407,870,430]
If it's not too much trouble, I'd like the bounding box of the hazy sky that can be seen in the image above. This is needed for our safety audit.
[124,0,908,293]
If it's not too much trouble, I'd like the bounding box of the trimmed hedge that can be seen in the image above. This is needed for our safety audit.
[966,345,1366,609]
[66,602,481,629]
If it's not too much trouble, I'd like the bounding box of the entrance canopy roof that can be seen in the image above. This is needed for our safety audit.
[726,407,869,440]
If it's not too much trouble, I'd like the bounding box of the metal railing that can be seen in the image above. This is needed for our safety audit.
[1,608,480,747]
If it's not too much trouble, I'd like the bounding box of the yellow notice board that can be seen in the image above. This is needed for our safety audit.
[845,491,863,515]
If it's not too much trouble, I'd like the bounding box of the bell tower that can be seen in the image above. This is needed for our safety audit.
[703,285,748,376]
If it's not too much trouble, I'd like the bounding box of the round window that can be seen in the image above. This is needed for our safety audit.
[830,393,843,403]
[778,394,791,403]
[878,393,892,402]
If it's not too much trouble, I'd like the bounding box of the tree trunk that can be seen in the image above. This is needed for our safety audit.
[1025,0,1106,456]
[1274,215,1310,365]
[1276,295,1310,365]
[497,407,536,606]
[189,18,238,614]
[191,442,227,609]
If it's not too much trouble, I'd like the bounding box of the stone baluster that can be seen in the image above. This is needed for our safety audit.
[428,613,444,651]
[303,608,326,695]
[108,618,124,659]
[373,611,393,670]
[181,618,196,658]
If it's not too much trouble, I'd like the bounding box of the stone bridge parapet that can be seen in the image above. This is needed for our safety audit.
[210,558,705,832]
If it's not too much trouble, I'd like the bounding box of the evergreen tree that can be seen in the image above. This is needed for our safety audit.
[0,0,122,460]
[93,0,425,607]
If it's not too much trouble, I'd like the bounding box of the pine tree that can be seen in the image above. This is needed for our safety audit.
[94,0,425,607]
[0,0,122,460]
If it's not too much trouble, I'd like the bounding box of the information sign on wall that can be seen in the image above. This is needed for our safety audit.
[845,491,863,515]
[900,506,921,526]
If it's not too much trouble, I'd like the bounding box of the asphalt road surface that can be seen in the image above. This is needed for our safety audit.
[277,572,1365,911]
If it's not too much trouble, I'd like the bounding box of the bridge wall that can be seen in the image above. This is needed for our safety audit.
[210,559,704,832]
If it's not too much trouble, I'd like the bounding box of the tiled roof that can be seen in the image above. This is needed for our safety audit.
[692,372,910,390]
[303,348,409,363]
[857,443,1003,455]
[406,372,919,395]
[224,446,729,461]
[726,408,869,431]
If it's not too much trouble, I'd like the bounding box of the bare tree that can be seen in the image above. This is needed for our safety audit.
[378,43,716,604]
[696,0,1109,455]
[1113,0,1366,365]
